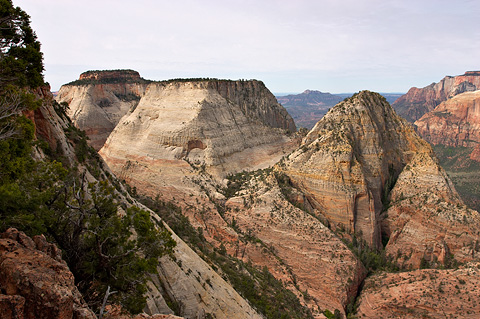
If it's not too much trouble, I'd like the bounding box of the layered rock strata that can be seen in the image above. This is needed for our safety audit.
[415,90,480,161]
[223,174,366,318]
[56,70,149,150]
[281,91,430,248]
[382,151,480,268]
[392,71,480,122]
[33,85,263,319]
[99,79,297,196]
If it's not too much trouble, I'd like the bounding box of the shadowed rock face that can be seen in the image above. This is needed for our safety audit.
[56,72,148,150]
[282,91,430,248]
[392,71,480,122]
[415,90,480,161]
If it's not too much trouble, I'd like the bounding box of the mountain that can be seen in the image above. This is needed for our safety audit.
[99,78,297,191]
[415,90,480,156]
[56,70,150,150]
[57,80,479,317]
[276,90,343,129]
[280,91,480,269]
[281,91,429,248]
[276,91,404,129]
[392,71,480,122]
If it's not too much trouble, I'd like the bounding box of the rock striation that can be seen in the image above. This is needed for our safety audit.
[56,70,149,150]
[392,71,480,122]
[0,228,96,319]
[415,90,480,161]
[99,79,297,198]
[382,151,480,268]
[281,91,430,248]
[281,90,480,268]
[31,83,263,319]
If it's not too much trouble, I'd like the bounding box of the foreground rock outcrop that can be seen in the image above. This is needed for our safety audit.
[0,228,96,319]
[415,90,480,162]
[392,71,480,122]
[56,70,149,150]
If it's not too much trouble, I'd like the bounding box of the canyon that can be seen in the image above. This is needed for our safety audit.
[56,71,480,318]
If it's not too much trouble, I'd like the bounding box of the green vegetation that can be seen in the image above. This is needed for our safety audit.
[0,1,176,314]
[0,0,44,88]
[433,144,480,211]
[138,194,313,319]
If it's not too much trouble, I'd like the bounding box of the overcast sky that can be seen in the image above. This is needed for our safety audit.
[14,0,480,93]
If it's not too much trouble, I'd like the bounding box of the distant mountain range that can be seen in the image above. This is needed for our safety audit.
[276,90,403,129]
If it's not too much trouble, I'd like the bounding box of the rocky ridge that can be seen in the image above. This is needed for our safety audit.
[25,85,263,319]
[99,79,297,198]
[281,91,430,248]
[415,90,480,161]
[392,71,480,122]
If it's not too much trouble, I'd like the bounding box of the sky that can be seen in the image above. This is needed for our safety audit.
[14,0,480,94]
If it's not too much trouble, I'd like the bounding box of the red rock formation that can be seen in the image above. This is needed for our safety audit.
[79,69,141,82]
[393,71,480,122]
[415,90,480,162]
[0,228,96,319]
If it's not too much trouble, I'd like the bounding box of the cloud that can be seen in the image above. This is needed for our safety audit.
[15,0,480,92]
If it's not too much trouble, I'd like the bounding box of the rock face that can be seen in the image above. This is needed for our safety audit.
[392,71,480,122]
[415,90,480,161]
[0,228,96,319]
[30,84,263,319]
[56,70,149,150]
[281,91,430,248]
[99,79,297,198]
[382,151,480,268]
[222,173,366,318]
[356,263,480,318]
[147,218,263,319]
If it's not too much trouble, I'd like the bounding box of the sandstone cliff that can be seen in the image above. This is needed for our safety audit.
[415,90,480,161]
[27,85,264,319]
[281,91,430,248]
[382,151,480,268]
[56,70,149,150]
[392,71,480,122]
[99,79,297,195]
[280,90,480,270]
